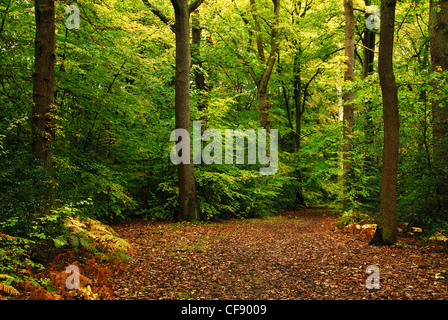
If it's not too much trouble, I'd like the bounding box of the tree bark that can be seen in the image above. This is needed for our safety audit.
[370,0,399,245]
[429,0,448,214]
[363,0,376,79]
[172,0,202,221]
[192,9,207,115]
[32,0,55,174]
[342,0,355,208]
[360,0,377,193]
[293,48,303,153]
[259,88,270,131]
[250,0,280,131]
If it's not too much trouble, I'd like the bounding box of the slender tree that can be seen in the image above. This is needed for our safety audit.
[360,0,377,195]
[370,0,399,245]
[192,9,207,116]
[429,0,448,215]
[363,0,376,79]
[31,0,56,202]
[342,0,355,208]
[245,0,280,131]
[171,0,204,221]
[254,0,280,131]
[142,0,204,221]
[221,0,280,131]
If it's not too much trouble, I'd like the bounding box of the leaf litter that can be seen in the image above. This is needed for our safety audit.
[110,210,448,300]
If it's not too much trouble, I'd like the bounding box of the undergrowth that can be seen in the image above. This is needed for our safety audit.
[0,200,132,300]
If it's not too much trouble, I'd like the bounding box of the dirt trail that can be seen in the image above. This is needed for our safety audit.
[111,210,448,300]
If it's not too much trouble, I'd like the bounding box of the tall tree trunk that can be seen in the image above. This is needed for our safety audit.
[32,0,55,204]
[259,89,271,131]
[293,48,303,153]
[363,0,376,79]
[278,48,305,206]
[361,0,377,192]
[191,9,207,115]
[370,0,399,245]
[293,50,305,206]
[172,0,202,221]
[250,0,280,131]
[429,0,448,214]
[342,0,355,208]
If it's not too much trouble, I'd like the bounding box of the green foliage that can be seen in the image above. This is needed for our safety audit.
[336,209,374,227]
[348,73,383,214]
[140,163,295,221]
[196,167,286,220]
[0,224,49,296]
[0,234,45,279]
[299,130,342,204]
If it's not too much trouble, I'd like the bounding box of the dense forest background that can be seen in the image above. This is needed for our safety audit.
[1,0,448,298]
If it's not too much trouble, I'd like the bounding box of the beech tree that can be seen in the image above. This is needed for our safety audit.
[429,0,448,215]
[362,0,376,79]
[142,0,205,221]
[31,0,56,203]
[342,0,355,207]
[251,0,280,131]
[370,0,399,245]
[359,0,377,185]
[192,9,207,116]
[171,0,204,221]
[230,0,280,131]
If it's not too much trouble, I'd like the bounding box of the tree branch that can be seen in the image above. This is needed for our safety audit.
[0,0,11,40]
[142,0,175,32]
[301,68,321,112]
[231,0,254,47]
[250,0,266,63]
[259,0,280,91]
[214,27,259,86]
[189,0,205,13]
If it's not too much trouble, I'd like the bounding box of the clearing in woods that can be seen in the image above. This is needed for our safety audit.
[110,209,448,300]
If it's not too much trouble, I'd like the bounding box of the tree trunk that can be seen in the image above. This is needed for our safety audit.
[342,0,355,208]
[191,9,207,115]
[363,0,376,79]
[370,0,399,246]
[429,0,448,214]
[293,48,303,153]
[250,0,280,131]
[172,0,202,221]
[360,0,377,193]
[293,56,305,206]
[259,89,270,132]
[32,0,55,171]
[32,0,55,205]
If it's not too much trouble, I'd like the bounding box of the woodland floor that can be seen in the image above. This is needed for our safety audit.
[108,209,448,300]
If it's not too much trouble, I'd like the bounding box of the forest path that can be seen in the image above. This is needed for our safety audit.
[111,209,448,300]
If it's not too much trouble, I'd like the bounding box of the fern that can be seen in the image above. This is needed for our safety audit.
[0,232,18,241]
[97,234,132,253]
[62,216,132,257]
[0,275,19,297]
